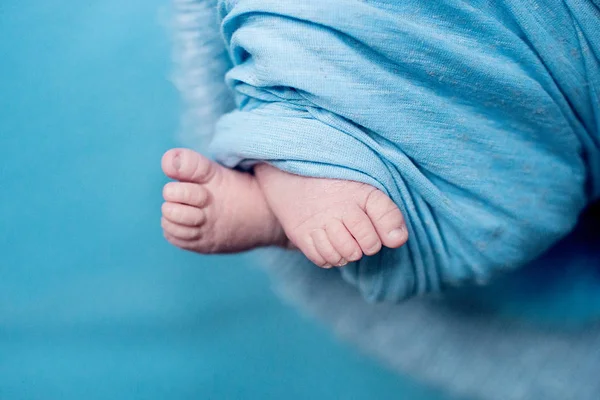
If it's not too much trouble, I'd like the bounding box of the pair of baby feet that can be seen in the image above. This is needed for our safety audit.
[161,148,408,268]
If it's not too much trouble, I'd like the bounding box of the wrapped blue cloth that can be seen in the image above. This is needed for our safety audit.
[209,0,600,301]
[173,0,600,398]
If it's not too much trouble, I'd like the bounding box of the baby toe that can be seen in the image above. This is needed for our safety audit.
[325,220,362,263]
[163,232,197,251]
[344,210,381,256]
[161,217,202,240]
[161,148,216,184]
[163,182,209,208]
[311,228,345,267]
[161,202,206,227]
[295,232,329,268]
[364,190,408,248]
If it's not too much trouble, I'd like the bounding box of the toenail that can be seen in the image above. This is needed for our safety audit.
[322,263,332,269]
[366,242,381,255]
[388,228,406,241]
[338,259,348,267]
[350,250,362,261]
[172,154,181,170]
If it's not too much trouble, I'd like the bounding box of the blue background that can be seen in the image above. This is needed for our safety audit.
[0,1,446,398]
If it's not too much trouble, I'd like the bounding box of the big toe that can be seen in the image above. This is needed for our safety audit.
[162,148,216,184]
[365,190,408,248]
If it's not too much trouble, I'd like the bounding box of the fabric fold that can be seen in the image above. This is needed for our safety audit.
[209,0,598,301]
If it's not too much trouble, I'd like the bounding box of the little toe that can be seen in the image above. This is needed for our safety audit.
[163,182,209,208]
[161,202,206,227]
[296,233,329,268]
[343,210,382,256]
[162,148,216,184]
[364,190,408,248]
[163,232,198,251]
[325,220,362,263]
[161,217,202,241]
[311,229,345,267]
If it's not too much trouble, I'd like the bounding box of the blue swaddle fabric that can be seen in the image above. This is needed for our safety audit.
[209,0,600,302]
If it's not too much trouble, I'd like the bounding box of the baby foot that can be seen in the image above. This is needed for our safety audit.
[254,164,408,268]
[161,148,287,253]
